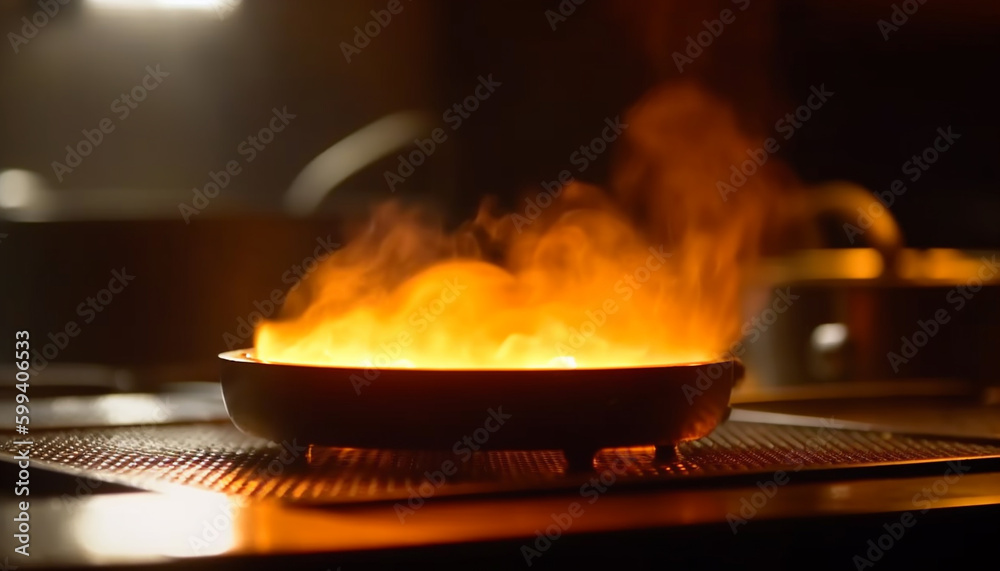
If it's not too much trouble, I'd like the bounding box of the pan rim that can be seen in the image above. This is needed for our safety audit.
[219,348,735,373]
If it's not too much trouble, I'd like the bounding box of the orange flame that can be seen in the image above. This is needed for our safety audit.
[255,83,800,369]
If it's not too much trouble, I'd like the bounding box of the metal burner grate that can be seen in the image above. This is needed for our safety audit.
[3,421,999,504]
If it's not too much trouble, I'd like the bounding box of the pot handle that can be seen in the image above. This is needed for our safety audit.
[807,180,904,272]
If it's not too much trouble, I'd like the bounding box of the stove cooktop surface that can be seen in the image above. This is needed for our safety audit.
[4,419,999,505]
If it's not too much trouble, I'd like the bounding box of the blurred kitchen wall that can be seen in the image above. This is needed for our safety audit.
[0,0,455,374]
[0,0,447,216]
[441,0,999,247]
[0,0,997,373]
[3,0,997,240]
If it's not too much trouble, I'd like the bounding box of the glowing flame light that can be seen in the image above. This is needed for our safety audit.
[255,84,800,370]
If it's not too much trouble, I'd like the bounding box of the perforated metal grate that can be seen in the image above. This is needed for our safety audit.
[3,421,999,504]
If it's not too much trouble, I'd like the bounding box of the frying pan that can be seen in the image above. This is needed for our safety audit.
[219,349,743,468]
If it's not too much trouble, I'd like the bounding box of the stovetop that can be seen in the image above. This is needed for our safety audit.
[3,420,1000,505]
[3,389,1000,570]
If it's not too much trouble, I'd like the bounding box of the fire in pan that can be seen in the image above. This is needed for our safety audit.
[216,84,797,469]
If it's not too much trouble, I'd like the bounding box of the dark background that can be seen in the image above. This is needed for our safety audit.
[1,0,997,241]
[0,0,997,370]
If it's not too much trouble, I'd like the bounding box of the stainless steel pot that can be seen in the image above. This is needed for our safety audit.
[740,183,1000,387]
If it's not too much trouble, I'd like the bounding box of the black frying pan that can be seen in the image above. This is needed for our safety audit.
[219,349,743,469]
